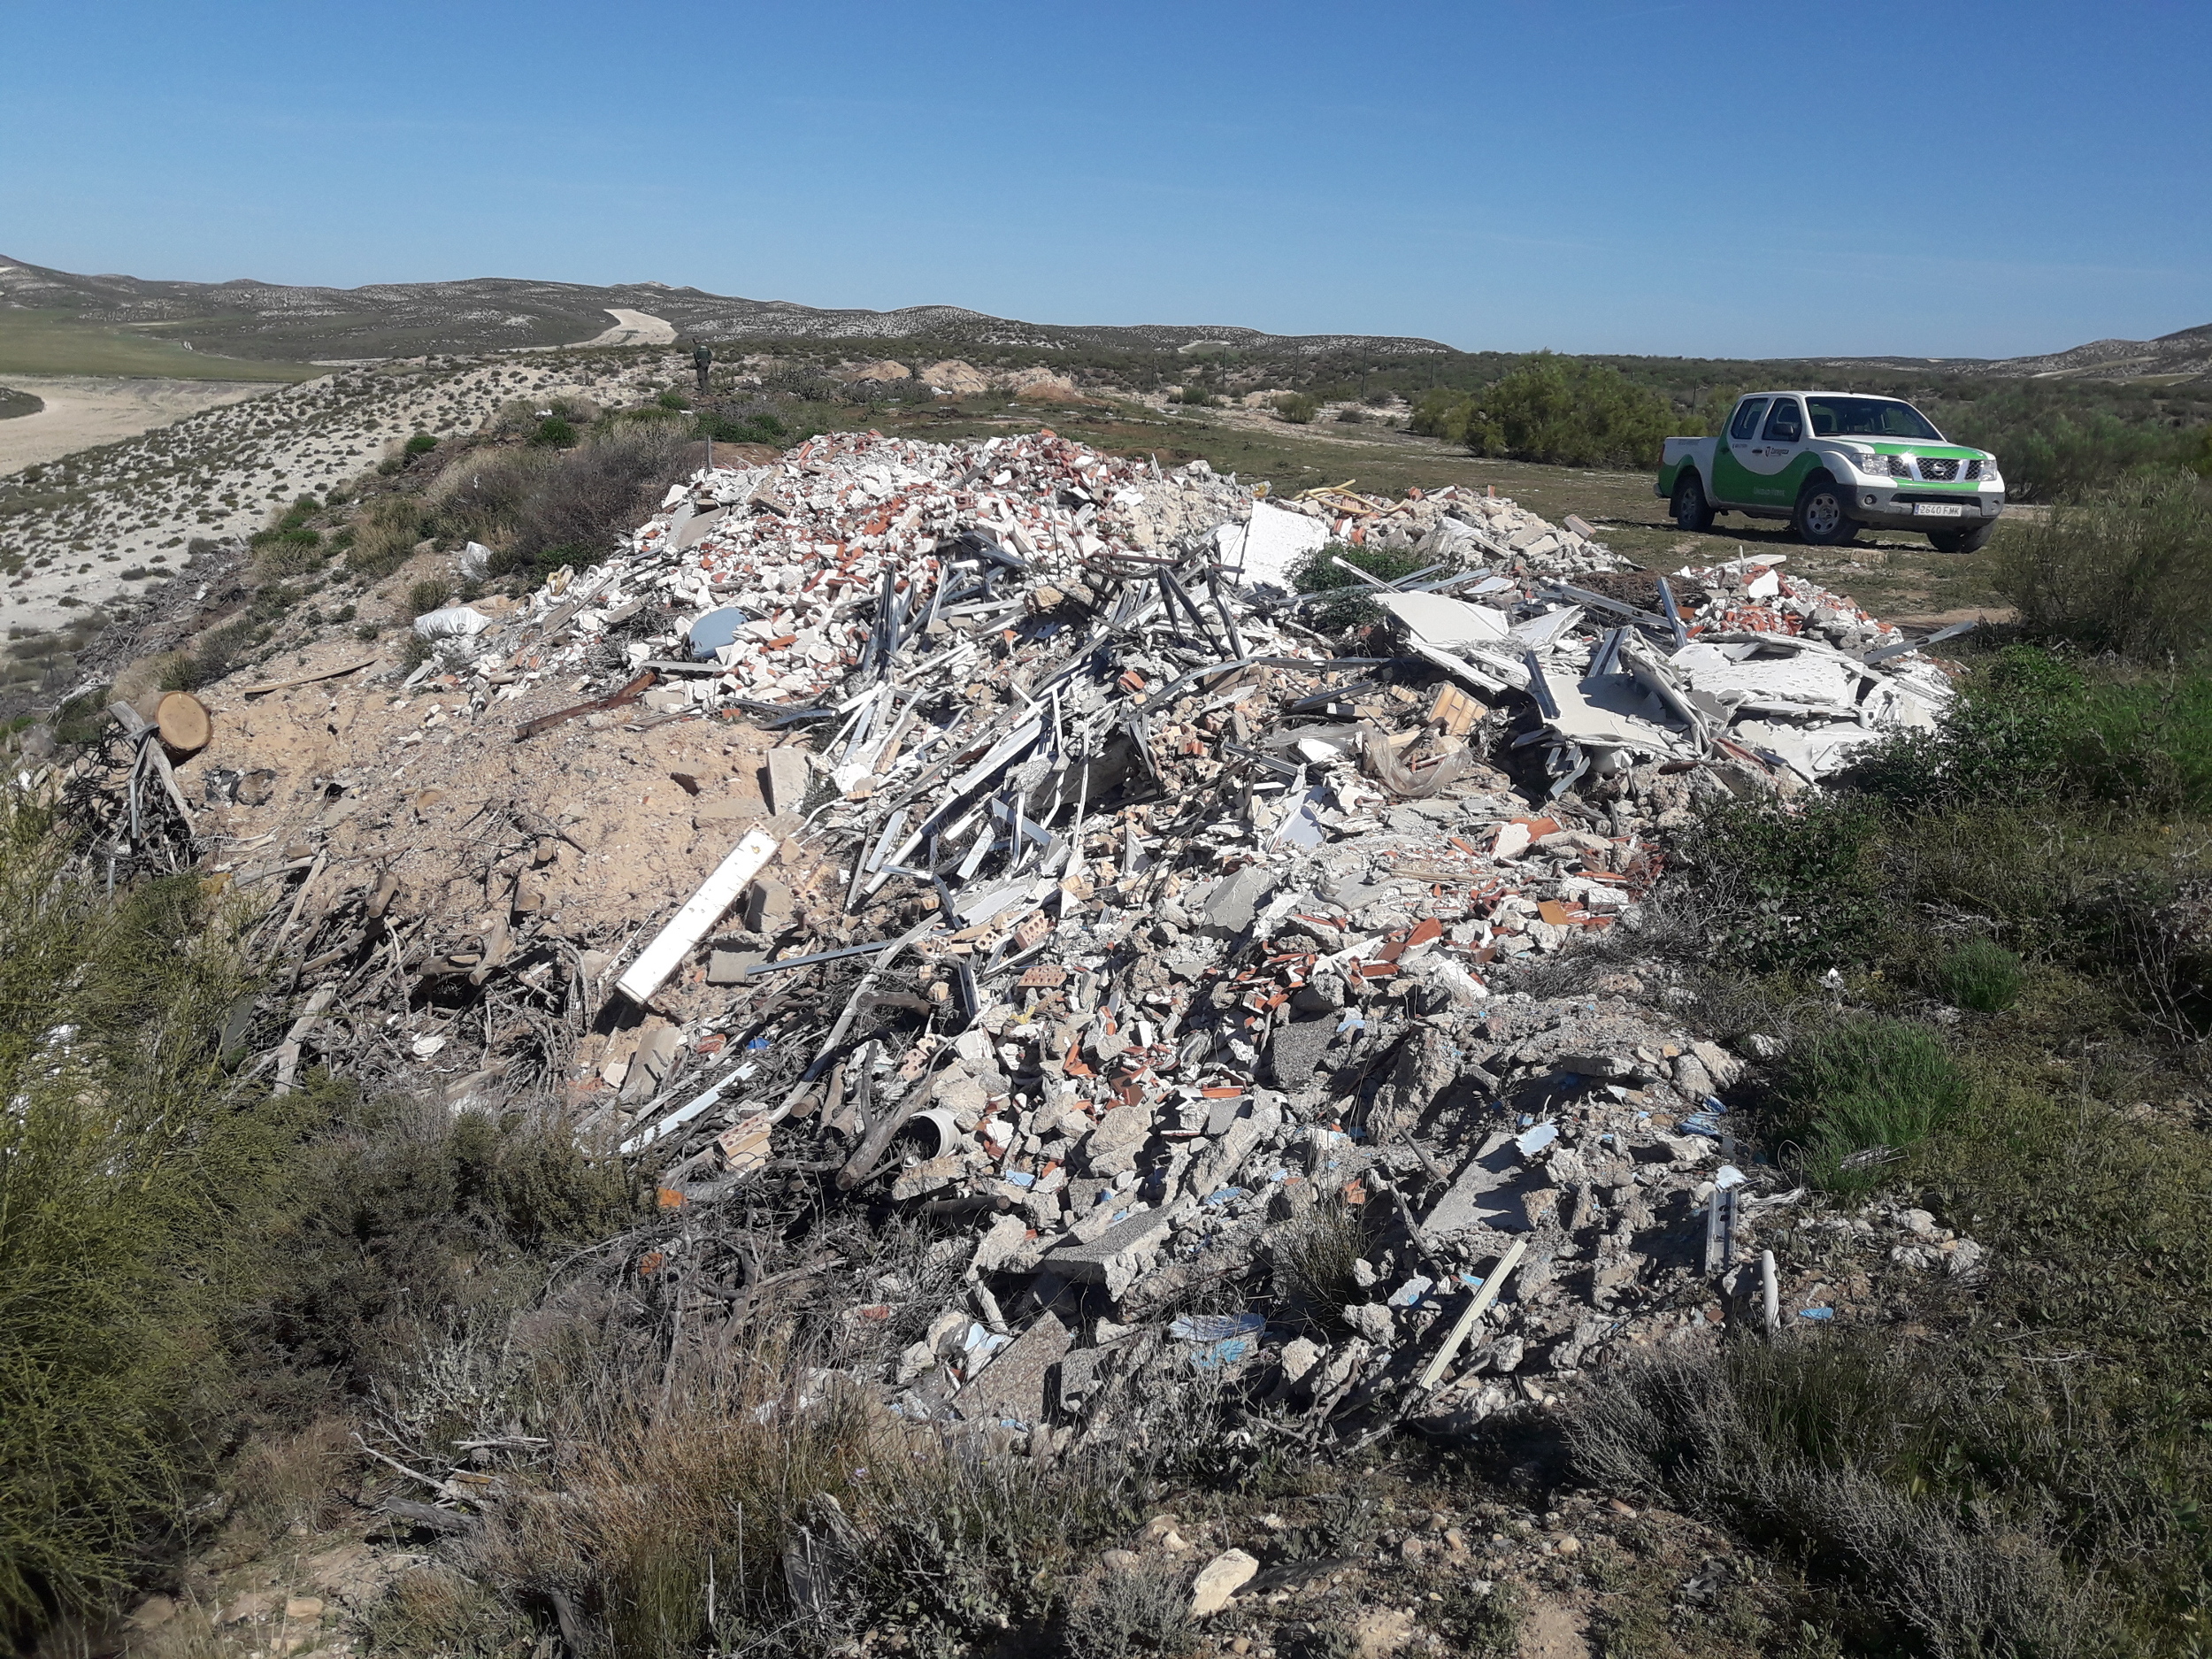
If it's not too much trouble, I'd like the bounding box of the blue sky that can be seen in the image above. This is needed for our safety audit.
[4,1,2206,359]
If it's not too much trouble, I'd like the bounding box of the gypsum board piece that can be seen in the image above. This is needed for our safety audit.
[1288,681,1381,713]
[1521,651,1563,720]
[1539,581,1671,630]
[1586,625,1630,681]
[743,937,910,978]
[1327,556,1444,592]
[1863,618,1978,664]
[1221,741,1302,779]
[1202,561,1248,658]
[1125,654,1400,716]
[1656,576,1690,647]
[774,916,943,1115]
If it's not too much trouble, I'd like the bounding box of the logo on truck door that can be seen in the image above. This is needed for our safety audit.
[1710,396,1769,506]
[1722,396,1817,504]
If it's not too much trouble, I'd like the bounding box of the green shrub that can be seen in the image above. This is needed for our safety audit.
[344,495,426,580]
[1846,645,2212,817]
[1463,353,1674,468]
[1174,386,1217,408]
[1681,798,1888,972]
[529,415,578,448]
[657,390,690,411]
[1935,938,2025,1012]
[1274,392,1318,425]
[403,432,438,458]
[1776,1017,1972,1191]
[696,409,786,445]
[0,822,276,1624]
[1945,382,2207,501]
[1408,388,1473,442]
[1994,472,2212,659]
[407,577,454,618]
[160,617,265,689]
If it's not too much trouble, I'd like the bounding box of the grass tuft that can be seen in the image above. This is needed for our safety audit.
[1775,1018,1972,1193]
[1935,938,2025,1012]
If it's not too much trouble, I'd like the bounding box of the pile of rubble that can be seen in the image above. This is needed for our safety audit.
[84,426,1985,1466]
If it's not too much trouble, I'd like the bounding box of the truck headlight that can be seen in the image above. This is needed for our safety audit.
[1976,460,2002,486]
[1850,450,1901,478]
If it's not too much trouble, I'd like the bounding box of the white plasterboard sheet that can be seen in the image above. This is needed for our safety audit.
[1381,591,1513,648]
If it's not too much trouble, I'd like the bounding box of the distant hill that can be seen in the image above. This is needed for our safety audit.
[0,254,1451,364]
[1827,322,2212,384]
[3,252,2202,389]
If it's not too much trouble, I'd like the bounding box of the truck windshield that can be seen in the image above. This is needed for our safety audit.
[1805,396,1944,441]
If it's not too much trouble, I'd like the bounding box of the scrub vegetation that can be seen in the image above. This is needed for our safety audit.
[9,340,2212,1657]
[1623,480,2212,1653]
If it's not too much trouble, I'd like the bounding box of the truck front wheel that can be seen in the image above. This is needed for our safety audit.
[1792,475,1857,546]
[1671,471,1715,532]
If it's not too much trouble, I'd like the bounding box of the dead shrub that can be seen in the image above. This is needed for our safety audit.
[224,1416,356,1543]
[1057,1555,1195,1658]
[449,1305,1136,1656]
[1564,1341,2118,1658]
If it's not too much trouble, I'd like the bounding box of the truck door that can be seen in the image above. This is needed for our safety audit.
[1730,395,1809,511]
[1709,396,1769,506]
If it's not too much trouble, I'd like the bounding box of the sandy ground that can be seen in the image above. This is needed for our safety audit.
[0,375,276,474]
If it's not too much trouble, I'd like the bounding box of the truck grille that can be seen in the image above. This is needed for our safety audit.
[1917,457,1960,481]
[1965,459,1985,480]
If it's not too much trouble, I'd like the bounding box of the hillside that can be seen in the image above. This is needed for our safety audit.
[10,253,2204,388]
[0,254,1452,365]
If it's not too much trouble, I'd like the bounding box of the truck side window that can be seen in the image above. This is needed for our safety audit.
[1761,398,1803,442]
[1728,399,1768,442]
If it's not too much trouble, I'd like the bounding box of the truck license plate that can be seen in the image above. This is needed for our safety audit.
[1913,503,1966,518]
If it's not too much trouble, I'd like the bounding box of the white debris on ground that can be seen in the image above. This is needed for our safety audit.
[80,425,1982,1468]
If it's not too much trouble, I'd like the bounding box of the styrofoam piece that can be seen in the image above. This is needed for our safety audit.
[1216,501,1327,588]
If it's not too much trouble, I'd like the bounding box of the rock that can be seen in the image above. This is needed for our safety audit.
[284,1596,326,1621]
[952,1310,1071,1425]
[763,748,810,816]
[970,1214,1033,1274]
[1689,1039,1744,1087]
[1048,1207,1174,1296]
[1189,1548,1259,1616]
[1266,1014,1338,1087]
[1279,1336,1324,1384]
[1343,1302,1395,1345]
[1202,865,1279,936]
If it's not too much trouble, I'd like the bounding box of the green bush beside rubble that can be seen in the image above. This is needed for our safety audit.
[1627,511,2212,1648]
[0,793,636,1629]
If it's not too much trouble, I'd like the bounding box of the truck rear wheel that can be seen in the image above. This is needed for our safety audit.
[1792,474,1857,546]
[1671,471,1714,532]
[1928,521,1995,554]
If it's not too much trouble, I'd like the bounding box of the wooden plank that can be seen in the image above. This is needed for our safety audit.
[236,657,380,697]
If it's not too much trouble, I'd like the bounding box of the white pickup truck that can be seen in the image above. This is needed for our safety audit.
[1656,390,2003,552]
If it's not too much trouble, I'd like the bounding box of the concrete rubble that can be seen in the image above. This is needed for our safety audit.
[77,426,1986,1465]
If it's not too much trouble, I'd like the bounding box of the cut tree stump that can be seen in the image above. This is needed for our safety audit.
[155,691,211,757]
